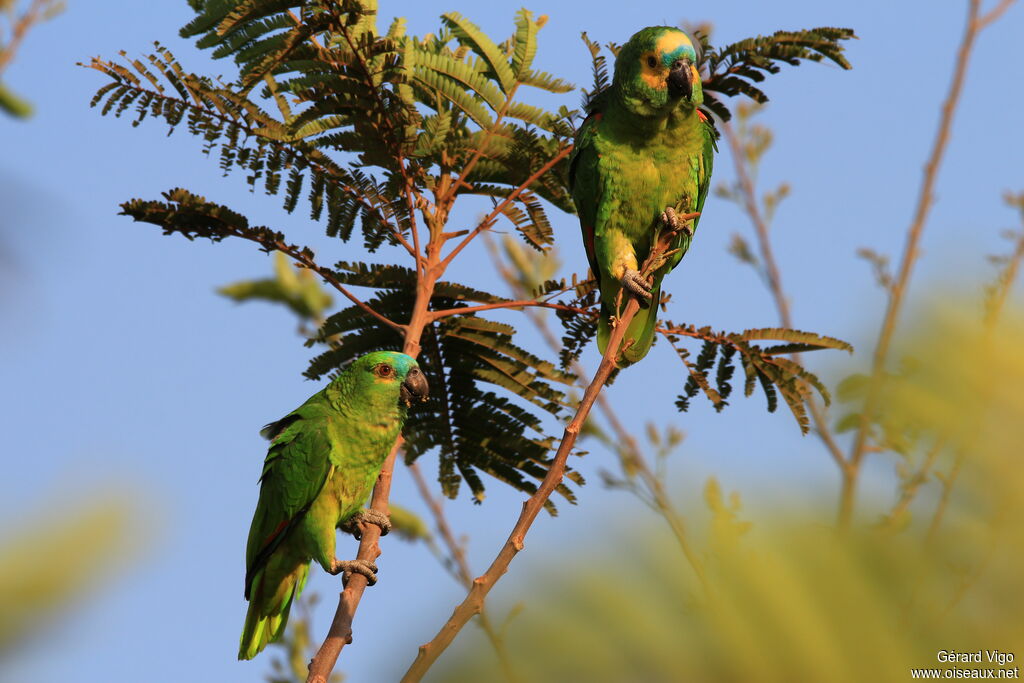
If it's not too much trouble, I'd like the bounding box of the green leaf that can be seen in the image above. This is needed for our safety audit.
[735,328,853,353]
[388,503,431,542]
[0,81,33,118]
[511,9,539,77]
[441,12,515,93]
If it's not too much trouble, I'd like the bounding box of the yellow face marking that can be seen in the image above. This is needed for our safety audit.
[639,50,666,90]
[639,32,695,90]
[655,31,691,56]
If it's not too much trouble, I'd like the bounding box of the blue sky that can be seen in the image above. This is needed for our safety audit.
[1,1,1021,681]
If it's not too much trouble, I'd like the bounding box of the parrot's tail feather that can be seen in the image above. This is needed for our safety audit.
[238,564,309,660]
[597,287,659,366]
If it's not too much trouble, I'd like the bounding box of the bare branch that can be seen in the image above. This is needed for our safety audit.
[0,0,59,77]
[720,120,848,474]
[975,0,1017,30]
[428,299,590,322]
[440,145,573,269]
[399,218,691,682]
[841,0,1012,529]
[273,242,407,336]
[407,462,520,683]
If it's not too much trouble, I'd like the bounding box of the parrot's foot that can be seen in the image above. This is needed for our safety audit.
[621,268,653,302]
[329,558,379,587]
[661,206,693,237]
[340,509,392,540]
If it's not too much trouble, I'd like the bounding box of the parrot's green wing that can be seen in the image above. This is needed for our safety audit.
[692,112,717,230]
[568,101,606,286]
[664,112,716,273]
[244,410,333,599]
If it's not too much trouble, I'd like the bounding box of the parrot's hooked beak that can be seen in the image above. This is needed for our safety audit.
[667,58,693,100]
[400,367,429,406]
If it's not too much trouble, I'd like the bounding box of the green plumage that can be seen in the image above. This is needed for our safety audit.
[570,26,715,364]
[238,351,427,660]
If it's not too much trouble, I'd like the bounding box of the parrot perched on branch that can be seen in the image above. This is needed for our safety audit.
[569,26,715,364]
[238,351,428,660]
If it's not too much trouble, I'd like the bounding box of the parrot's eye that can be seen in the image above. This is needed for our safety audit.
[375,364,394,378]
[645,56,658,68]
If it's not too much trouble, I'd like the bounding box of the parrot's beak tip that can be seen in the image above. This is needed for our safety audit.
[400,368,430,407]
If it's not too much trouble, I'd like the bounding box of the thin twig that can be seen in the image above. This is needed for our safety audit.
[0,0,55,76]
[399,217,693,682]
[400,300,640,683]
[721,121,791,326]
[976,0,1017,28]
[720,120,848,474]
[883,438,944,528]
[925,453,962,544]
[439,84,520,206]
[275,242,406,335]
[841,0,1013,529]
[593,392,710,593]
[407,461,521,683]
[924,201,1024,541]
[440,145,573,269]
[481,235,709,592]
[428,298,590,322]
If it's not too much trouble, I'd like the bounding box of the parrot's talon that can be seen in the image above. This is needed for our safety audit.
[661,205,694,238]
[330,559,379,587]
[660,206,680,232]
[621,268,653,301]
[340,509,392,540]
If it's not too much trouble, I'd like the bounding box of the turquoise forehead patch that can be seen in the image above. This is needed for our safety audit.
[662,44,697,63]
[377,350,418,374]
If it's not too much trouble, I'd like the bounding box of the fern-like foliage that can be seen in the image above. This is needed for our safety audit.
[302,262,583,507]
[662,323,852,434]
[580,25,856,134]
[88,1,856,503]
[86,0,589,503]
[85,2,575,253]
[696,26,856,126]
[120,186,584,503]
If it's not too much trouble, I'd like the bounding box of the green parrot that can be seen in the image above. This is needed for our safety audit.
[238,351,428,660]
[569,26,715,364]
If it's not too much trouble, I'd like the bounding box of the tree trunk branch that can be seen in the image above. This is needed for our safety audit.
[398,215,695,682]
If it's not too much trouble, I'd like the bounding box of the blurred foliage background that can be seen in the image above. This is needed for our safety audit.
[434,302,1024,682]
[2,0,1022,681]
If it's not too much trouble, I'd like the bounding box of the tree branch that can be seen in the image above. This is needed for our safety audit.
[305,222,441,683]
[882,438,944,529]
[273,241,407,336]
[721,119,847,474]
[841,0,1013,529]
[0,0,57,76]
[428,298,590,322]
[440,145,573,269]
[407,461,520,683]
[400,302,639,683]
[440,84,520,207]
[306,442,400,683]
[399,217,693,682]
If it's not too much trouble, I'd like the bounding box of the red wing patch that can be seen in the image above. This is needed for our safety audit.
[261,519,291,551]
[582,223,599,284]
[697,109,708,123]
